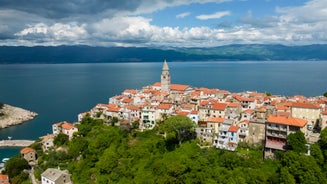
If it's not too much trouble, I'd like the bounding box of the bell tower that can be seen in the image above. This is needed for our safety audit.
[161,59,170,93]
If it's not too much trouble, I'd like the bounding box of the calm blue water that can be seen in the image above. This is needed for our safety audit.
[0,61,326,159]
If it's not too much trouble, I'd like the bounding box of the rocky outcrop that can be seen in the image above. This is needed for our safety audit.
[0,104,38,129]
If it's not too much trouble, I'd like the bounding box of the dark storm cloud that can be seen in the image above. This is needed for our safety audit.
[0,0,142,19]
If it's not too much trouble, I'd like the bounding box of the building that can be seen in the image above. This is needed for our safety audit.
[290,102,321,130]
[52,121,78,140]
[20,147,37,165]
[161,59,170,93]
[40,134,56,152]
[264,115,307,158]
[41,168,72,184]
[0,174,10,184]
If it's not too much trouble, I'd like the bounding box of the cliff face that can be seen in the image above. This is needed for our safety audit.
[0,104,38,129]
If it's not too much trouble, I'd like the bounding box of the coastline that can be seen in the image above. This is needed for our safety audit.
[0,104,38,129]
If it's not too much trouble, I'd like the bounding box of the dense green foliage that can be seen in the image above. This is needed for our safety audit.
[4,155,29,179]
[29,117,327,183]
[53,133,69,146]
[324,92,327,97]
[286,131,307,153]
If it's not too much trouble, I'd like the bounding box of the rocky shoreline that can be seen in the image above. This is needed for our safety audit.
[0,104,38,129]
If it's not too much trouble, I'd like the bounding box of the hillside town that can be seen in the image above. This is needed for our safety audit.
[79,60,327,157]
[6,60,327,184]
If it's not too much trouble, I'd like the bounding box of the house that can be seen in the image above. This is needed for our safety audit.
[237,120,249,140]
[0,174,9,184]
[321,110,327,130]
[206,117,224,133]
[245,119,266,146]
[41,168,72,184]
[40,134,56,152]
[20,147,37,165]
[290,102,321,130]
[213,124,230,150]
[141,105,157,129]
[264,115,308,158]
[156,103,174,120]
[52,121,78,140]
[195,127,214,144]
[227,125,240,151]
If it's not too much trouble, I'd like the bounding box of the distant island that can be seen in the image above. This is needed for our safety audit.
[0,44,327,64]
[0,103,38,129]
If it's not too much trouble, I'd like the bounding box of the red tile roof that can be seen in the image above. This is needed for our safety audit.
[170,84,190,91]
[207,117,224,123]
[267,115,307,127]
[61,122,74,130]
[228,126,239,132]
[157,103,173,110]
[243,109,254,114]
[227,103,241,108]
[124,89,137,94]
[20,147,36,154]
[212,103,227,111]
[0,174,9,181]
[290,102,320,109]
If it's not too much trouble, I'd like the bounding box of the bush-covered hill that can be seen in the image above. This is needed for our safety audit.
[0,44,326,64]
[4,115,325,184]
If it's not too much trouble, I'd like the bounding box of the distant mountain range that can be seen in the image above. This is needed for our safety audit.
[0,44,326,64]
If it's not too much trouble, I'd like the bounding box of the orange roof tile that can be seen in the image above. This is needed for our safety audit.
[290,102,320,109]
[152,82,161,87]
[122,98,133,103]
[178,111,189,116]
[227,103,241,108]
[191,110,198,114]
[125,105,140,111]
[124,89,137,94]
[61,122,74,130]
[212,103,227,111]
[243,109,254,114]
[170,84,190,91]
[322,111,327,115]
[207,117,224,123]
[228,126,239,132]
[267,115,307,127]
[157,103,173,110]
[20,147,36,154]
[0,174,9,181]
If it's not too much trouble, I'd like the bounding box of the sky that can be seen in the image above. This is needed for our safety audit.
[0,0,326,47]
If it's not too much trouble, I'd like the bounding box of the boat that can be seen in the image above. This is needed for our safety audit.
[2,158,9,163]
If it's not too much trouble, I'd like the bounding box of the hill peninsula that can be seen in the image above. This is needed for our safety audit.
[0,103,37,129]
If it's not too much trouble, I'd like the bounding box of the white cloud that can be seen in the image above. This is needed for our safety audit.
[196,11,231,20]
[176,12,190,19]
[14,22,88,45]
[3,0,327,46]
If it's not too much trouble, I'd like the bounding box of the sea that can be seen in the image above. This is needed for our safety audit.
[0,60,326,160]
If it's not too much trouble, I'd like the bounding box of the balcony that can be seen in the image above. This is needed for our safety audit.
[265,140,286,151]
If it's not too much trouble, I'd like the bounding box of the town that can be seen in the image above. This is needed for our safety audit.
[2,60,327,184]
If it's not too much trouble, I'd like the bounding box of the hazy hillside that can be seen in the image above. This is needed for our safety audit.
[0,44,326,64]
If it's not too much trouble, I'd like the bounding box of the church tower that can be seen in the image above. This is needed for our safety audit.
[161,59,170,93]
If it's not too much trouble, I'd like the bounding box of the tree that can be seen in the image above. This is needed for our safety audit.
[53,133,69,146]
[157,115,195,145]
[279,167,296,184]
[5,156,29,178]
[319,127,327,150]
[287,131,307,153]
[310,143,324,165]
[324,92,327,97]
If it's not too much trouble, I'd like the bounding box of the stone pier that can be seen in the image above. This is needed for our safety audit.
[0,140,35,147]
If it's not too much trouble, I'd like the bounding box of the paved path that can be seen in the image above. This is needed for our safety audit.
[0,140,34,147]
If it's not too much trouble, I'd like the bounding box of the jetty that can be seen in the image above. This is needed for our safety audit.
[0,140,34,147]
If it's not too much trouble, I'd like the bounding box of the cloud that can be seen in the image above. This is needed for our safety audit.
[196,11,231,20]
[176,12,190,19]
[1,0,327,46]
